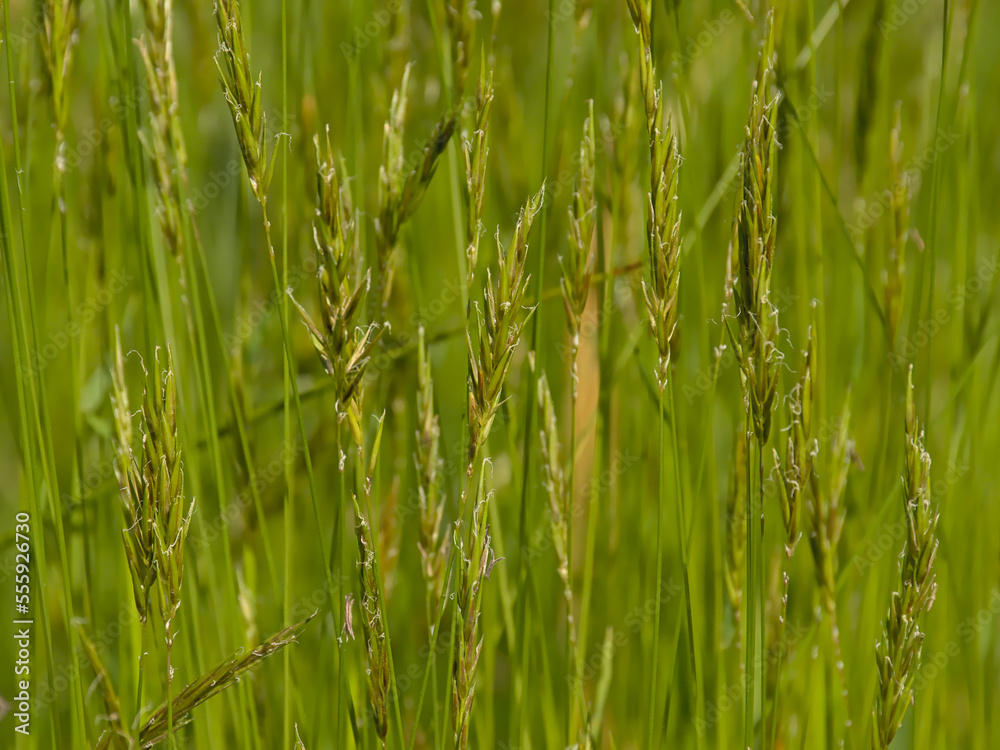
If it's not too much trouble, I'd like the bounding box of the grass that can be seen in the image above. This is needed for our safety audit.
[1,1,999,749]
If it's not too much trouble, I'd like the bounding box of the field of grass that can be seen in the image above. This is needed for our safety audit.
[0,0,997,748]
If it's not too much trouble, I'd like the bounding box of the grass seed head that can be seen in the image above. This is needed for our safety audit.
[872,367,939,749]
[41,0,80,147]
[467,184,544,467]
[111,332,155,623]
[354,499,391,741]
[561,100,598,361]
[138,0,186,257]
[141,345,196,645]
[776,326,815,555]
[291,129,383,416]
[628,0,683,390]
[453,470,498,750]
[463,61,495,297]
[215,0,280,201]
[731,10,780,444]
[111,335,194,631]
[537,373,570,590]
[138,613,317,747]
[415,326,449,609]
[376,65,459,313]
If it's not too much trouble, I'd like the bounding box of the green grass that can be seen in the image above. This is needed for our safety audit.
[1,1,999,748]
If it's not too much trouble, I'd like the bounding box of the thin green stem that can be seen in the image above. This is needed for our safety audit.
[669,380,704,750]
[758,442,767,750]
[567,360,577,742]
[516,0,557,743]
[281,0,294,743]
[647,384,665,748]
[744,419,756,750]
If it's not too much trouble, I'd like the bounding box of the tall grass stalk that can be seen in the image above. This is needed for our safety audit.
[515,1,556,738]
[1,8,69,744]
[625,0,703,742]
[726,14,779,748]
[214,5,333,740]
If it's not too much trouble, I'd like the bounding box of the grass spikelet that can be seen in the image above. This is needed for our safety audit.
[214,0,280,201]
[537,373,572,610]
[452,469,499,750]
[137,612,318,747]
[807,396,853,619]
[775,326,814,556]
[731,11,780,446]
[466,184,544,477]
[354,495,391,743]
[142,346,196,700]
[726,14,779,749]
[376,65,459,313]
[415,325,449,610]
[40,0,80,157]
[137,0,185,256]
[111,333,157,625]
[462,62,494,305]
[110,334,195,741]
[627,0,683,391]
[291,128,383,415]
[872,367,938,749]
[561,99,597,394]
[445,0,475,96]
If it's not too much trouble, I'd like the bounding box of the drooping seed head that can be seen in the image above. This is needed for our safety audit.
[375,66,459,314]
